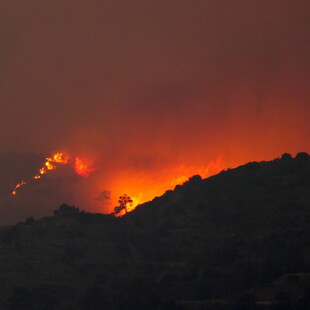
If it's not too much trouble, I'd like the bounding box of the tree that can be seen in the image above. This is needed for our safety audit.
[281,153,292,160]
[53,204,79,216]
[114,194,133,216]
[295,152,309,161]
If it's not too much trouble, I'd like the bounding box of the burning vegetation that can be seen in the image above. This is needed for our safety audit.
[113,194,134,216]
[12,152,94,196]
[10,151,225,216]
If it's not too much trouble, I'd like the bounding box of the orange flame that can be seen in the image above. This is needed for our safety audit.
[38,152,68,176]
[74,157,94,177]
[45,161,55,171]
[51,153,69,164]
[168,155,224,187]
[12,180,27,195]
[12,152,94,195]
[105,155,225,215]
[12,150,223,219]
[114,193,142,217]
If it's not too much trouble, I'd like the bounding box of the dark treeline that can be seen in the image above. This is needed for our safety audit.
[0,152,309,309]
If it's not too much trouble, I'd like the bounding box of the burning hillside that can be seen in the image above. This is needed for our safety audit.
[0,153,309,310]
[7,150,225,220]
[12,152,94,195]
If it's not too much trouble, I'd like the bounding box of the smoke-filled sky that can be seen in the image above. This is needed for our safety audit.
[0,0,309,224]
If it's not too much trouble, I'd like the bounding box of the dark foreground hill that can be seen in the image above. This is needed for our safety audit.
[0,153,309,310]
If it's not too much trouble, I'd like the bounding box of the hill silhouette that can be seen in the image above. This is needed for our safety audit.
[0,153,309,310]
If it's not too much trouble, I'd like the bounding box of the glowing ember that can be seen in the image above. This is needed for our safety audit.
[12,180,27,195]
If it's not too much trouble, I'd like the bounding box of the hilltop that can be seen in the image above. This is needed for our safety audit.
[0,152,309,310]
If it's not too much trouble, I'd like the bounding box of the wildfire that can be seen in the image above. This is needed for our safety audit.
[74,157,94,177]
[113,193,143,217]
[106,155,225,216]
[51,153,69,164]
[12,180,27,195]
[12,152,94,195]
[12,150,225,219]
[36,152,69,176]
[168,156,224,187]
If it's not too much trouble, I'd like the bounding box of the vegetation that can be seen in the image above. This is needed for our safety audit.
[114,194,133,215]
[0,153,309,309]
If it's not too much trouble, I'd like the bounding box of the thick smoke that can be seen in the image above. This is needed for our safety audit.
[0,152,95,225]
[0,1,309,224]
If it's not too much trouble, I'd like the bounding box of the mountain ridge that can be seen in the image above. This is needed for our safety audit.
[0,152,309,310]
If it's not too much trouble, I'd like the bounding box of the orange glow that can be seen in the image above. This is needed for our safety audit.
[51,152,69,164]
[101,155,225,215]
[42,152,69,172]
[45,161,55,170]
[128,194,142,212]
[40,152,68,175]
[12,152,94,195]
[168,156,224,187]
[74,157,94,177]
[12,180,27,195]
[12,150,224,217]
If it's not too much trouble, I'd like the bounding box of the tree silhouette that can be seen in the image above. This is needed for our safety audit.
[114,194,133,216]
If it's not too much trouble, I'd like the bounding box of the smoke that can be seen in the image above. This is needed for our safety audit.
[0,152,95,225]
[0,1,309,224]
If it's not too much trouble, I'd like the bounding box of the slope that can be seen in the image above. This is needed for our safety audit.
[0,152,309,310]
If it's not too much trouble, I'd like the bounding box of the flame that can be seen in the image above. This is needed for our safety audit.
[129,194,143,212]
[103,155,225,215]
[114,193,143,217]
[74,157,94,177]
[12,150,223,219]
[51,153,69,164]
[12,180,27,195]
[168,156,224,187]
[12,152,94,195]
[38,152,68,176]
[45,161,55,171]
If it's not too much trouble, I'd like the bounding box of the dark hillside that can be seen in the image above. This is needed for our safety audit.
[0,153,309,309]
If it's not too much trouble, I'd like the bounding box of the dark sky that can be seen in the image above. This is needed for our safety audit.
[0,0,309,223]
